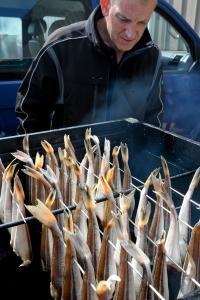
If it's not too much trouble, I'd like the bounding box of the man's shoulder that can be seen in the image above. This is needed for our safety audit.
[44,20,87,46]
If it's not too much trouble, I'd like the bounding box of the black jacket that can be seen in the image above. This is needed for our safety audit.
[16,6,163,134]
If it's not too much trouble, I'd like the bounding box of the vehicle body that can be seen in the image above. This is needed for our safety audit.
[0,0,200,140]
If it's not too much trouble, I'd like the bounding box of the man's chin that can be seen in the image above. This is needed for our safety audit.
[117,41,136,52]
[118,45,135,52]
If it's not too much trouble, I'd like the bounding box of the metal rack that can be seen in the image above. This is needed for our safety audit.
[0,118,200,300]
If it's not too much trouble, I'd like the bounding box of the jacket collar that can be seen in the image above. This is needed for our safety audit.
[85,5,154,54]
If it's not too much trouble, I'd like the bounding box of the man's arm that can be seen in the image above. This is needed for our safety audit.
[15,48,59,134]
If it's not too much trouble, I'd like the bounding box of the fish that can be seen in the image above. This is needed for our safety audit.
[0,162,13,223]
[25,199,66,300]
[81,185,101,274]
[80,153,88,186]
[120,240,152,300]
[97,218,117,298]
[64,155,77,207]
[177,252,196,299]
[148,174,164,261]
[134,169,159,237]
[113,240,136,300]
[11,149,35,168]
[39,165,66,231]
[41,139,59,174]
[120,143,132,191]
[40,189,56,271]
[84,134,96,190]
[158,187,182,270]
[132,202,151,297]
[32,152,45,204]
[58,148,69,207]
[179,167,200,263]
[113,192,135,268]
[112,146,121,208]
[12,148,44,204]
[152,231,169,300]
[95,137,111,222]
[64,134,77,163]
[103,138,111,168]
[95,153,110,223]
[10,174,32,267]
[161,156,172,233]
[72,163,88,242]
[64,224,97,300]
[2,163,17,226]
[62,209,82,300]
[180,221,200,296]
[22,165,51,201]
[100,176,117,228]
[90,134,102,181]
[0,158,5,193]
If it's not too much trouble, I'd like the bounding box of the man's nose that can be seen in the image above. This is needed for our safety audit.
[124,25,137,40]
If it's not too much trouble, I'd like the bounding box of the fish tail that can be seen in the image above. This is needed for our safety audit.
[6,163,17,181]
[41,139,54,154]
[138,202,151,229]
[34,152,44,169]
[45,189,56,209]
[120,143,129,163]
[100,176,112,197]
[112,146,120,157]
[25,199,56,228]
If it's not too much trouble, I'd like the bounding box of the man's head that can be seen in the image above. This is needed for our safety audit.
[99,0,157,60]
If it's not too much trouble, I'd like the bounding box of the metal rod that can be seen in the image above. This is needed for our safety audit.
[170,169,197,180]
[0,187,134,230]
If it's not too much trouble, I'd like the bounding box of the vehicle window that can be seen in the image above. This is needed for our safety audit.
[0,17,22,60]
[43,1,86,36]
[0,0,92,80]
[43,16,65,39]
[148,11,188,52]
[148,11,193,72]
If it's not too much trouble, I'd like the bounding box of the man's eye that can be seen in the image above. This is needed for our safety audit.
[138,21,147,26]
[117,15,128,22]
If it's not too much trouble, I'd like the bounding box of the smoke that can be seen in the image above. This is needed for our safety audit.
[162,71,200,142]
[79,76,151,127]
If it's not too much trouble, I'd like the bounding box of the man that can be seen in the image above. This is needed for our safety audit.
[16,0,163,134]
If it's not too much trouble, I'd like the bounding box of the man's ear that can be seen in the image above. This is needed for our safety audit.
[100,0,110,16]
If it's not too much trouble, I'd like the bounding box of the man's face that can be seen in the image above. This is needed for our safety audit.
[102,0,157,53]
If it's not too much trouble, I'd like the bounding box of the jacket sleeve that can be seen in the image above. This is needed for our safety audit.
[15,47,59,134]
[144,52,163,128]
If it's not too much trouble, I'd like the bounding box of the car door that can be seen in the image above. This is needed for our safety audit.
[149,0,200,141]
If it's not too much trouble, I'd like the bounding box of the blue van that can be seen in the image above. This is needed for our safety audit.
[0,0,200,140]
